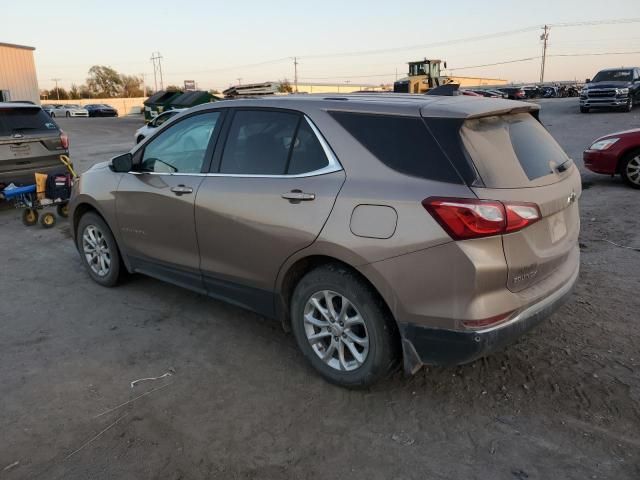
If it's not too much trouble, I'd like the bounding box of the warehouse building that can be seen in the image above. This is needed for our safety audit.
[0,42,39,104]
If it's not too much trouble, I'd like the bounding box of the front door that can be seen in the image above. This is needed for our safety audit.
[115,110,223,291]
[195,109,345,316]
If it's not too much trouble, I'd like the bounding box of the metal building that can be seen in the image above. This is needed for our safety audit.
[0,42,39,104]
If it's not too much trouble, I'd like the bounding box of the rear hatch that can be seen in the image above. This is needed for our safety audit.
[0,106,68,182]
[459,112,580,291]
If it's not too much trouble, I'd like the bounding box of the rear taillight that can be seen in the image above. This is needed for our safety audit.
[422,197,541,240]
[60,130,69,149]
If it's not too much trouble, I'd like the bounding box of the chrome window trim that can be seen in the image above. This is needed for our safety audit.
[129,115,343,178]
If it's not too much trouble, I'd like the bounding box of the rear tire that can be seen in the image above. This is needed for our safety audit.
[40,212,56,228]
[22,208,38,226]
[57,203,69,218]
[290,264,398,387]
[50,112,56,118]
[620,149,640,189]
[76,212,122,286]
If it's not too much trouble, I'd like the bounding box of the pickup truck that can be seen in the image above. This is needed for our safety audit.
[580,67,640,113]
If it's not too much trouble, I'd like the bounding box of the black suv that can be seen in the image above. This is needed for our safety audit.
[0,103,69,188]
[580,67,640,113]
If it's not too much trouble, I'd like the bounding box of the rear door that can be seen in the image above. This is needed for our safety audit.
[459,112,581,291]
[195,109,345,315]
[0,106,66,182]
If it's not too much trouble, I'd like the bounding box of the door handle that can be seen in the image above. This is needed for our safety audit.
[281,190,315,202]
[170,185,193,196]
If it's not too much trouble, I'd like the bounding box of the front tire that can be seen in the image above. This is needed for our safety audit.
[580,106,589,113]
[76,212,122,286]
[290,264,398,387]
[620,149,640,189]
[66,111,71,118]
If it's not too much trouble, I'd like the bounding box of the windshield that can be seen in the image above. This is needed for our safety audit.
[592,70,632,82]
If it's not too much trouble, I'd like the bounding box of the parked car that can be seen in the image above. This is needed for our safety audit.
[580,67,640,113]
[469,89,505,98]
[583,128,640,188]
[50,104,89,118]
[69,95,580,387]
[0,103,69,187]
[42,104,61,116]
[497,86,526,100]
[134,108,186,143]
[459,90,482,96]
[85,104,118,117]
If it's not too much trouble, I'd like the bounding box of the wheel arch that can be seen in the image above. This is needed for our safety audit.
[616,146,640,174]
[276,253,398,338]
[72,201,132,272]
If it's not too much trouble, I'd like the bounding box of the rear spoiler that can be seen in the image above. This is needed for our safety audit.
[421,98,540,121]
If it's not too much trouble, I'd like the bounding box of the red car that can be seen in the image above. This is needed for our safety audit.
[583,128,640,188]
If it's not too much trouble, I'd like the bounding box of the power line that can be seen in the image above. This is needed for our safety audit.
[447,57,540,71]
[549,50,640,57]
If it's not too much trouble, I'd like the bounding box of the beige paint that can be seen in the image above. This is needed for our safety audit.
[42,97,147,116]
[0,43,39,104]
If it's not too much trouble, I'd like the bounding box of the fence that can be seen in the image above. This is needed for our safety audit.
[40,97,147,116]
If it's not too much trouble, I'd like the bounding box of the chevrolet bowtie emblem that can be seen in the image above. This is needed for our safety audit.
[567,191,577,204]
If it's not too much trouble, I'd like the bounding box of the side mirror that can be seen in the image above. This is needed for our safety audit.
[585,78,591,83]
[111,153,133,173]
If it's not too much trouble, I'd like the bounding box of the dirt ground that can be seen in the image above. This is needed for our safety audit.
[1,99,639,480]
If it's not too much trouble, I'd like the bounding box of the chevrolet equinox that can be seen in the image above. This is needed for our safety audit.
[69,95,580,387]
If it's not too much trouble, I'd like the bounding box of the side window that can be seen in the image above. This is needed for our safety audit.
[220,110,299,175]
[287,120,329,174]
[329,111,462,183]
[140,111,220,174]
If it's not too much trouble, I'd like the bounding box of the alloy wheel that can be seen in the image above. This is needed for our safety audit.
[303,290,369,371]
[82,225,111,277]
[626,154,640,186]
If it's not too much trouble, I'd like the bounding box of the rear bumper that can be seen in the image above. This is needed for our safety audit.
[400,263,579,374]
[0,162,69,187]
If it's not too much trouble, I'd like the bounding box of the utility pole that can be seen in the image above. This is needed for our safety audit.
[140,73,147,97]
[51,78,61,100]
[293,57,299,93]
[150,52,164,91]
[539,25,550,84]
[237,78,242,86]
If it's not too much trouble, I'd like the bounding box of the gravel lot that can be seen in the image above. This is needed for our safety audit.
[1,100,639,480]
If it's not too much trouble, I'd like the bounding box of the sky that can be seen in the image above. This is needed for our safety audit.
[4,0,640,92]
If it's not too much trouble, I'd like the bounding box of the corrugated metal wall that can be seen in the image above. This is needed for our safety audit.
[0,44,39,104]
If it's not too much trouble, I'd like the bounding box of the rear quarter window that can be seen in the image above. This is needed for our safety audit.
[0,107,59,137]
[329,111,462,183]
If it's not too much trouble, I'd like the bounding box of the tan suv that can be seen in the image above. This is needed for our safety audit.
[69,95,580,387]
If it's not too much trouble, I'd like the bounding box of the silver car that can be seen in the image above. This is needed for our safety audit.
[51,104,89,118]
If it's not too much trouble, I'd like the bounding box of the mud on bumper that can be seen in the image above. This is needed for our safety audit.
[399,267,579,374]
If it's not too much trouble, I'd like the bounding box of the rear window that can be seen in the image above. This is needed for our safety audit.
[329,111,462,183]
[0,107,59,137]
[460,113,569,187]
